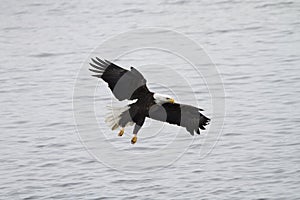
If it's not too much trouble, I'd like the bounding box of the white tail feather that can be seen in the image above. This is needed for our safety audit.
[105,105,134,130]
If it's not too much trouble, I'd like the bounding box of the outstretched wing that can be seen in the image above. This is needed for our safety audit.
[148,103,210,135]
[89,57,150,100]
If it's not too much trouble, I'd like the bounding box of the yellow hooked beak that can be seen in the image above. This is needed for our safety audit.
[169,98,175,104]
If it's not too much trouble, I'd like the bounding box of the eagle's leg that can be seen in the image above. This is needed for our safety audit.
[131,122,144,144]
[118,128,124,137]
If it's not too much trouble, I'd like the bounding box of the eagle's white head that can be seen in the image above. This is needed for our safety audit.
[153,93,175,104]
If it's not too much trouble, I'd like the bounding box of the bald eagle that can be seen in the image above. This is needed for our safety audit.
[89,58,210,144]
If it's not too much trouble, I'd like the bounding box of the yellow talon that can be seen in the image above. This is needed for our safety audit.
[118,128,124,137]
[131,135,137,144]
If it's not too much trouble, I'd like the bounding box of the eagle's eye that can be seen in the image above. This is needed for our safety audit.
[166,98,170,100]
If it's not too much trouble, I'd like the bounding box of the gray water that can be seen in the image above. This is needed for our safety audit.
[1,0,300,199]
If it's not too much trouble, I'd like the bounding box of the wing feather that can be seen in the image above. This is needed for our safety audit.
[89,58,150,100]
[148,103,210,135]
